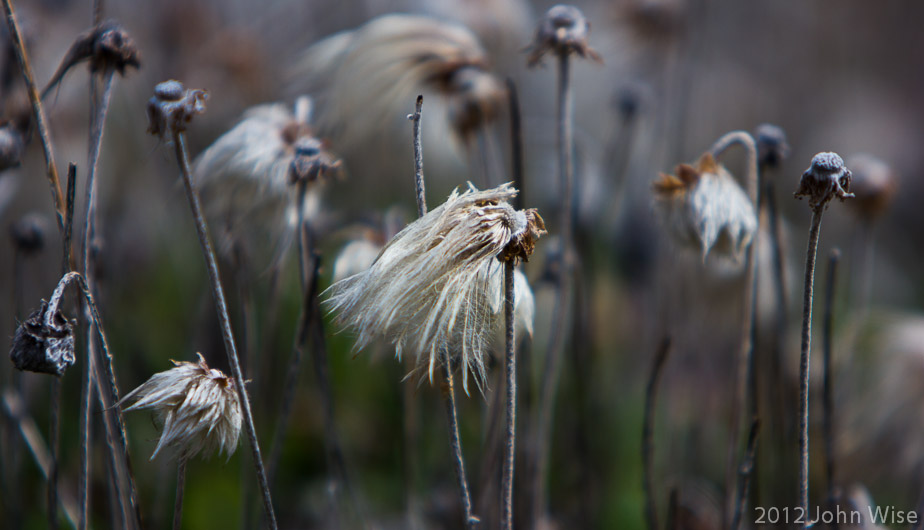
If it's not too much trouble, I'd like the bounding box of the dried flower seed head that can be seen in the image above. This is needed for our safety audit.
[9,276,76,377]
[0,120,25,171]
[794,152,854,211]
[324,183,545,394]
[146,80,208,140]
[9,212,47,255]
[119,353,242,461]
[288,136,342,185]
[755,123,790,170]
[41,21,140,98]
[653,153,757,260]
[446,66,508,143]
[526,5,602,67]
[844,153,897,220]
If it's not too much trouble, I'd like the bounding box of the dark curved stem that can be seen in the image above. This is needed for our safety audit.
[822,249,840,513]
[172,133,278,529]
[798,208,825,527]
[643,337,671,530]
[501,260,516,530]
[172,458,187,530]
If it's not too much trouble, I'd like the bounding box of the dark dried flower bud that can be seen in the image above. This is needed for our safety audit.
[499,209,546,264]
[794,152,854,211]
[526,5,602,67]
[288,136,342,185]
[147,80,208,139]
[755,123,790,169]
[9,212,46,255]
[9,300,75,376]
[446,66,507,143]
[0,121,24,171]
[844,153,897,220]
[91,21,141,74]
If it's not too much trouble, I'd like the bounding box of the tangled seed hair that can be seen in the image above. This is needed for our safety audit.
[325,183,543,394]
[119,353,242,461]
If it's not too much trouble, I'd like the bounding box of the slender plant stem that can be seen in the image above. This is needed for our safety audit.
[48,378,61,530]
[710,131,759,529]
[506,78,523,211]
[798,208,825,527]
[501,260,516,530]
[442,357,478,529]
[643,337,671,530]
[409,95,426,216]
[172,458,187,530]
[730,419,760,530]
[822,249,840,511]
[172,133,277,528]
[1,0,67,234]
[531,50,574,527]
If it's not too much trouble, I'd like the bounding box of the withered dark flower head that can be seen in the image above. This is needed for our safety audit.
[41,21,140,98]
[446,66,507,143]
[9,212,46,255]
[755,123,790,169]
[794,152,853,211]
[289,136,342,185]
[146,80,208,140]
[845,153,897,220]
[527,5,602,67]
[499,209,546,264]
[9,300,75,376]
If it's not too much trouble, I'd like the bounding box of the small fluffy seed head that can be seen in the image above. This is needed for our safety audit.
[794,152,854,211]
[755,123,790,170]
[653,153,757,261]
[527,5,602,67]
[324,183,544,394]
[119,353,242,461]
[844,153,896,220]
[146,80,208,139]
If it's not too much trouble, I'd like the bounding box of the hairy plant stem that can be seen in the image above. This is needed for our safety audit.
[532,50,574,527]
[172,458,187,530]
[822,249,840,512]
[172,133,278,529]
[710,131,759,529]
[1,0,67,236]
[501,260,516,530]
[798,208,825,526]
[643,337,671,530]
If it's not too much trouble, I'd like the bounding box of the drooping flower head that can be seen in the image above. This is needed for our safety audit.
[653,152,757,261]
[325,183,545,394]
[119,353,242,461]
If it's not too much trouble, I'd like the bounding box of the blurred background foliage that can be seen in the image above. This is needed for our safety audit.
[2,0,924,528]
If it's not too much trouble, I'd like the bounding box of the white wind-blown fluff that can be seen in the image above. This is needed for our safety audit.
[324,183,543,394]
[119,353,242,461]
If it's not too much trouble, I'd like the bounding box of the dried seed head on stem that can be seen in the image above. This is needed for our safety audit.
[794,152,854,211]
[41,20,140,98]
[526,4,602,67]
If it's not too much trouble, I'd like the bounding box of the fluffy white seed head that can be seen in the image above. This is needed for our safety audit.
[653,153,757,261]
[324,183,544,395]
[119,353,242,461]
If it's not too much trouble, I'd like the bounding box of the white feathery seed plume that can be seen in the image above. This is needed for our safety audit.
[119,353,242,461]
[324,183,545,395]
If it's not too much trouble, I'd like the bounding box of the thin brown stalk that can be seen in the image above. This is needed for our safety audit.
[172,132,278,529]
[501,260,516,530]
[172,458,187,530]
[409,95,426,217]
[822,249,840,511]
[643,337,671,530]
[798,208,825,527]
[730,419,761,530]
[710,131,760,529]
[1,0,67,234]
[531,50,575,527]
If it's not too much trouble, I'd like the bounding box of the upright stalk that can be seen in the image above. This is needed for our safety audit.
[172,458,188,530]
[501,260,516,530]
[532,50,574,526]
[48,379,61,530]
[409,94,477,529]
[642,337,672,530]
[172,133,278,529]
[798,208,825,525]
[822,249,840,511]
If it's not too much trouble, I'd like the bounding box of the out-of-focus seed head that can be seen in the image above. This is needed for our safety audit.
[446,67,507,143]
[794,152,853,211]
[119,353,242,461]
[755,123,790,170]
[9,212,46,255]
[527,5,602,67]
[289,136,342,185]
[0,120,24,171]
[91,21,141,74]
[844,153,897,220]
[146,80,208,140]
[9,300,75,376]
[324,183,544,395]
[653,153,757,261]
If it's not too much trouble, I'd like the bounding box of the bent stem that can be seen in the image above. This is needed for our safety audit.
[501,260,516,530]
[172,132,278,529]
[798,208,825,526]
[532,50,575,527]
[643,337,672,530]
[172,458,187,530]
